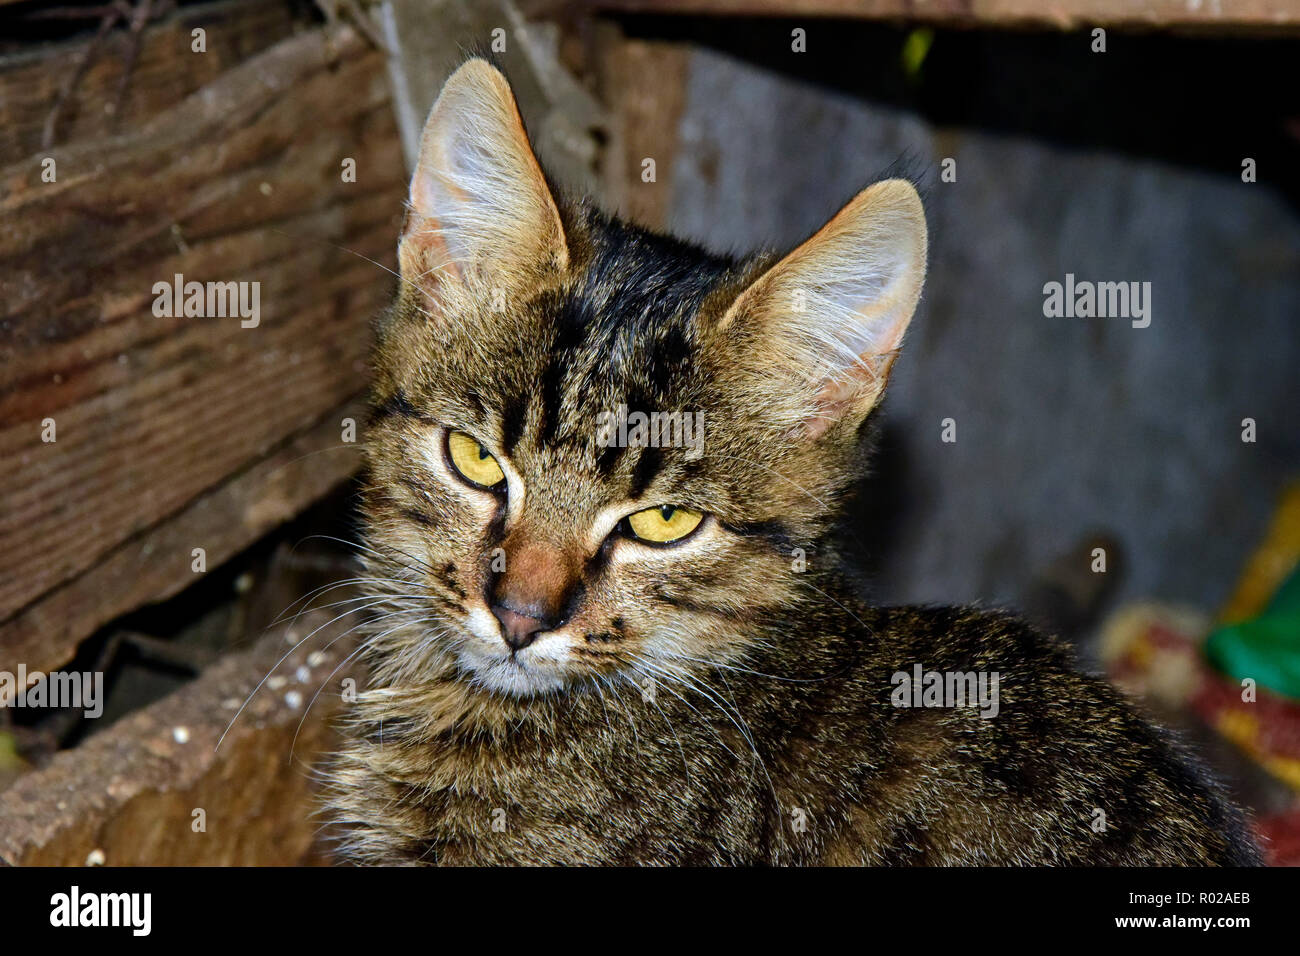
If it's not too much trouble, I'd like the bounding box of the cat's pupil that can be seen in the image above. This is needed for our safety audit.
[660,505,675,521]
[478,446,489,460]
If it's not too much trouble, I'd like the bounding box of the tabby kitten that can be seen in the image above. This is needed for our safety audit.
[327,59,1259,865]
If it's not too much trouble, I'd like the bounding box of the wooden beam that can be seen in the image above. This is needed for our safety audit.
[0,0,299,158]
[0,396,368,687]
[593,25,691,230]
[531,0,1300,32]
[0,609,360,866]
[0,25,402,679]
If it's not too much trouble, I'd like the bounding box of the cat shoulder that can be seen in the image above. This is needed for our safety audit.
[869,603,1075,672]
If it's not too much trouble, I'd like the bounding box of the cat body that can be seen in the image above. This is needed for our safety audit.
[326,60,1259,866]
[331,594,1256,865]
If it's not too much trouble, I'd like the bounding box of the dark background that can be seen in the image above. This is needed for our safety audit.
[611,16,1299,629]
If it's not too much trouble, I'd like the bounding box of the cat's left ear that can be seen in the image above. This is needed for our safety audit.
[717,179,926,440]
[400,59,568,292]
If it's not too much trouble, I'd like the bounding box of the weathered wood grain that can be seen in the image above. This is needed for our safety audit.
[0,25,402,678]
[0,609,361,866]
[532,0,1300,31]
[593,26,689,231]
[0,396,369,686]
[0,0,300,161]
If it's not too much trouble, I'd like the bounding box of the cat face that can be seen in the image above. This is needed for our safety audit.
[362,60,926,698]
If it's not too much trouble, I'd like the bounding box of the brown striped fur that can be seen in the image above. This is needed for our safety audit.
[325,60,1259,866]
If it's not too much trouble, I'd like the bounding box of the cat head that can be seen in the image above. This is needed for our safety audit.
[363,59,926,698]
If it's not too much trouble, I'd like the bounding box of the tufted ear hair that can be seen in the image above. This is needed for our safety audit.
[716,179,927,440]
[399,58,568,294]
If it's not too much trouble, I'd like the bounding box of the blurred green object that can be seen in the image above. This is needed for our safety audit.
[0,730,23,772]
[1207,564,1300,699]
[901,29,934,82]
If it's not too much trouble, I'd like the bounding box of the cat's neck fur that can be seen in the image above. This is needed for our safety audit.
[331,568,874,864]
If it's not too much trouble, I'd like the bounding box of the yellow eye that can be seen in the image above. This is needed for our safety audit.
[446,430,505,489]
[626,505,704,544]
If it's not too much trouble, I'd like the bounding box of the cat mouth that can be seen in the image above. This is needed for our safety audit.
[454,639,567,697]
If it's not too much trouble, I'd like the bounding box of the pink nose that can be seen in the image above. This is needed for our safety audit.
[491,605,547,651]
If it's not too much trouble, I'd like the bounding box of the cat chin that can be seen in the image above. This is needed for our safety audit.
[454,644,569,698]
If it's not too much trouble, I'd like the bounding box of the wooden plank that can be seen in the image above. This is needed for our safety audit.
[531,0,1300,31]
[0,396,368,689]
[0,609,360,866]
[592,25,690,230]
[0,25,403,677]
[0,0,300,157]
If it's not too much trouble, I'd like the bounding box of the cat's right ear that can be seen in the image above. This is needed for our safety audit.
[399,59,568,296]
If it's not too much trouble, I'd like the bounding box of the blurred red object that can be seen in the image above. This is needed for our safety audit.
[1102,602,1300,865]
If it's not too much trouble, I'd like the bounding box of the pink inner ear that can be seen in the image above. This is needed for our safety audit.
[399,210,462,287]
[401,131,473,286]
[802,348,900,440]
[800,288,913,439]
